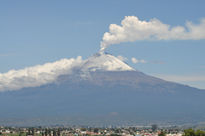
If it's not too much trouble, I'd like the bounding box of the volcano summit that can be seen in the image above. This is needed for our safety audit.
[0,52,205,126]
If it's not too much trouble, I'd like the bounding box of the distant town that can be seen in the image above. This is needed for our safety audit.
[0,125,205,136]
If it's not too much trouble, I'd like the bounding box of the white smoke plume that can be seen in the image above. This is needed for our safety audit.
[100,16,205,52]
[0,56,83,92]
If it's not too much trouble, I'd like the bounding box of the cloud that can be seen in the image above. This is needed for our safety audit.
[117,55,128,62]
[131,58,138,63]
[100,16,205,51]
[131,57,147,64]
[0,56,83,92]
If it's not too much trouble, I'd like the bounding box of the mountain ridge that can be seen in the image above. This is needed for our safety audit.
[0,52,205,126]
[79,52,134,72]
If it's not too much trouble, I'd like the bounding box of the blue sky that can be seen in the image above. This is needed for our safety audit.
[0,0,205,89]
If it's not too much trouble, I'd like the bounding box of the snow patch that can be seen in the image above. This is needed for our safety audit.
[81,52,134,72]
[0,52,134,91]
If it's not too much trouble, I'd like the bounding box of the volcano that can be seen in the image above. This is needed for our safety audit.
[0,52,205,126]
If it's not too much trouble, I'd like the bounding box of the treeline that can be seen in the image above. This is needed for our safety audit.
[183,129,205,136]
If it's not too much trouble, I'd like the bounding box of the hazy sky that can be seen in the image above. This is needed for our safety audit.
[0,0,205,89]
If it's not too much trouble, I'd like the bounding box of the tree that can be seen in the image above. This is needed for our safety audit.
[183,129,205,136]
[45,129,48,136]
[158,131,166,136]
[57,129,60,136]
[110,134,121,136]
[93,128,98,133]
[53,129,57,136]
[31,128,34,136]
[80,128,86,131]
[195,130,205,136]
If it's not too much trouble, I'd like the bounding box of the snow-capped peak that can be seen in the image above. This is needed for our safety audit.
[0,52,134,91]
[80,52,135,72]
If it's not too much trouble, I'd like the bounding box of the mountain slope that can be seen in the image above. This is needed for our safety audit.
[80,52,134,72]
[0,52,205,126]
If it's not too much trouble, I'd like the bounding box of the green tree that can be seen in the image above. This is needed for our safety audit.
[183,129,205,136]
[80,128,86,131]
[110,134,121,136]
[93,128,98,133]
[158,131,166,136]
[19,131,24,136]
[195,130,205,136]
[45,129,48,136]
[31,128,34,136]
[53,129,57,136]
[57,129,60,136]
[183,129,196,136]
